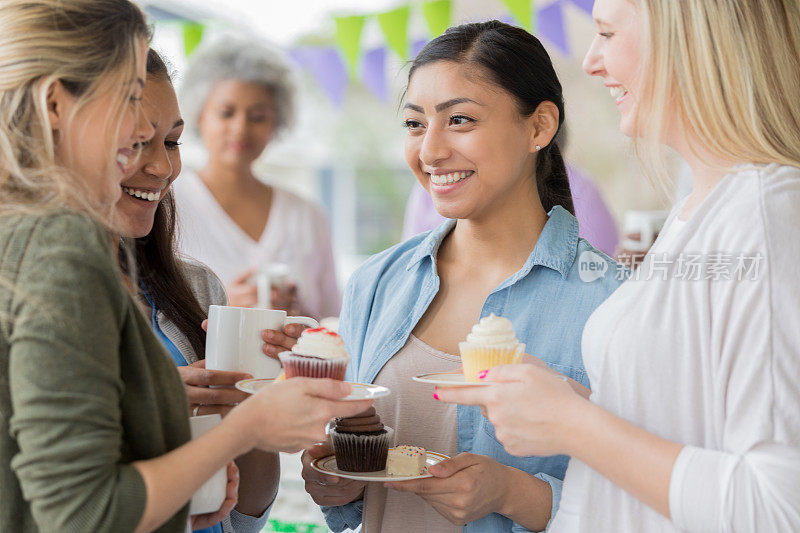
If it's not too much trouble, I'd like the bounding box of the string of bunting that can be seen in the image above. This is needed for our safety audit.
[184,0,592,106]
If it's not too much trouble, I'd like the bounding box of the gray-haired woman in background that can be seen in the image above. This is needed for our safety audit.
[173,38,340,318]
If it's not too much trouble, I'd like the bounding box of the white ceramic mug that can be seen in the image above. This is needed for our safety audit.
[205,305,319,378]
[189,414,227,515]
[621,210,669,252]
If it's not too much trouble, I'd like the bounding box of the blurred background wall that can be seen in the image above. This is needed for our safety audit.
[137,0,676,286]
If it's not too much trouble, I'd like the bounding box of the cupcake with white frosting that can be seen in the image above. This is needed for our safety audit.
[278,327,350,380]
[459,314,524,381]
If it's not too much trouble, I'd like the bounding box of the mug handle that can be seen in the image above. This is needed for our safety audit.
[284,316,319,330]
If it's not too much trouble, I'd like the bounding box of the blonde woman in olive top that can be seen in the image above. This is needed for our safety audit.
[0,2,373,532]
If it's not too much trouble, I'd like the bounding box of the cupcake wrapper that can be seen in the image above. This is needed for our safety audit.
[331,426,395,472]
[459,343,525,382]
[278,351,349,380]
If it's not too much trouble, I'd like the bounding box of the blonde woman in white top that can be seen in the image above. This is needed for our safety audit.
[174,38,340,319]
[438,1,800,532]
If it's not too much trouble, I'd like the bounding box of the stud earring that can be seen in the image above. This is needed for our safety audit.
[535,145,541,151]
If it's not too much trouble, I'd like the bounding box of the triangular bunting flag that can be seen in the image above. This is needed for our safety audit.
[183,22,204,57]
[421,0,452,38]
[501,0,533,31]
[568,0,594,16]
[412,38,429,59]
[335,15,366,79]
[539,1,570,55]
[362,47,389,101]
[377,6,410,60]
[290,47,349,107]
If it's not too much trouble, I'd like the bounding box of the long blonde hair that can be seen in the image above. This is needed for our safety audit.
[632,0,800,178]
[0,0,151,219]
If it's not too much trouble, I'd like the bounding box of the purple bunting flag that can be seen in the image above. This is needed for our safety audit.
[538,1,569,55]
[412,39,428,59]
[289,47,349,107]
[362,47,389,102]
[568,0,594,16]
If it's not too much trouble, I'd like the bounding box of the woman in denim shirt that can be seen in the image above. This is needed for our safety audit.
[266,21,622,532]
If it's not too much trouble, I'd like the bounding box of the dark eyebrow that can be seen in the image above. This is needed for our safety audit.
[135,78,145,88]
[435,97,482,112]
[403,98,483,114]
[173,118,184,129]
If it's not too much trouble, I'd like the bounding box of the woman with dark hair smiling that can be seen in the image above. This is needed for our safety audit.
[271,20,622,533]
[115,49,279,533]
[437,1,800,532]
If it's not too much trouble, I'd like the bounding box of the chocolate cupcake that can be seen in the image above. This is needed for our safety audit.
[330,407,394,472]
[278,327,350,380]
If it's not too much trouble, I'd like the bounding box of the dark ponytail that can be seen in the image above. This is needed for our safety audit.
[408,20,574,214]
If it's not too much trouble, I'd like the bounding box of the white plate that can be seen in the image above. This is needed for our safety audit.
[311,451,450,482]
[342,382,391,401]
[234,378,275,393]
[412,372,490,387]
[235,379,391,401]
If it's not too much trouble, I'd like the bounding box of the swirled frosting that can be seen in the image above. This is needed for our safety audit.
[335,407,385,434]
[291,327,350,360]
[465,314,519,348]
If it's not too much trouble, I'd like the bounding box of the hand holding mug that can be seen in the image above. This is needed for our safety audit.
[270,282,300,316]
[190,461,239,530]
[226,267,258,308]
[261,323,306,360]
[178,359,251,417]
[206,305,318,379]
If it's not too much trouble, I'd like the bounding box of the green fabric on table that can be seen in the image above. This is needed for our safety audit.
[0,210,191,532]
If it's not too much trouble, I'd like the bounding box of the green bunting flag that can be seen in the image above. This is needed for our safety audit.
[183,22,204,57]
[335,15,366,79]
[377,6,411,60]
[501,0,533,31]
[421,0,452,38]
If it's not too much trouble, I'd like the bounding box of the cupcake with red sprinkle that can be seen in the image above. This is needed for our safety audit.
[278,327,350,380]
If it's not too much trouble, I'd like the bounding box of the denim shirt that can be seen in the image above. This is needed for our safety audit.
[322,206,622,533]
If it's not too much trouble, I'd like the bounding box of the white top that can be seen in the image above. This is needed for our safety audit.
[173,171,341,319]
[551,164,800,533]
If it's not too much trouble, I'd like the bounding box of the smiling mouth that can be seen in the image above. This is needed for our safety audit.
[122,186,161,202]
[609,86,628,102]
[429,171,474,186]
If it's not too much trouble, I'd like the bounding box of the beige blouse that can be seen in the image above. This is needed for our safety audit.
[362,335,461,532]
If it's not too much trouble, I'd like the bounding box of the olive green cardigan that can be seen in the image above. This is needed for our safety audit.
[0,211,190,532]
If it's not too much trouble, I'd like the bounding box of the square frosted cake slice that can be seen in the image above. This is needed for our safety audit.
[386,445,427,476]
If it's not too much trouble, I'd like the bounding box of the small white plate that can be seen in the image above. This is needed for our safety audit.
[343,382,391,401]
[235,379,391,401]
[311,451,450,482]
[235,378,275,394]
[412,372,490,387]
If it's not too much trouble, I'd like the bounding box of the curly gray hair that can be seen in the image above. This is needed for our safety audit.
[179,36,295,138]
